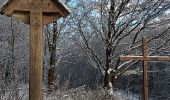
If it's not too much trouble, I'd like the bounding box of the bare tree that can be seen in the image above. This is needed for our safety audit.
[45,18,73,93]
[0,13,30,99]
[63,0,170,95]
[47,21,59,93]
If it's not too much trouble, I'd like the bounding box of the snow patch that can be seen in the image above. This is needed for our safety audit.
[58,0,72,13]
[109,82,112,87]
[107,1,111,9]
[109,89,114,95]
[51,65,55,68]
[108,84,113,95]
[107,68,113,74]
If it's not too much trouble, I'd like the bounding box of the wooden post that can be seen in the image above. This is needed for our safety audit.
[1,0,70,100]
[120,36,170,100]
[29,0,43,100]
[143,36,148,100]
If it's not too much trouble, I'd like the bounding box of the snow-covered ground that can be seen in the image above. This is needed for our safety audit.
[1,87,143,100]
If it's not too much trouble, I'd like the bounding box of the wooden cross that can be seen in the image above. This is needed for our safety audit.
[1,0,70,100]
[120,36,170,100]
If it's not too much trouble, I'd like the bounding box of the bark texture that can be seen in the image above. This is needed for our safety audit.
[47,21,58,93]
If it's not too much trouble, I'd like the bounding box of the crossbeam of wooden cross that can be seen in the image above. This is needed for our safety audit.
[120,36,170,100]
[1,0,70,100]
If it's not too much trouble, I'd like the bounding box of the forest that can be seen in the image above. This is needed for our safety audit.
[1,0,170,100]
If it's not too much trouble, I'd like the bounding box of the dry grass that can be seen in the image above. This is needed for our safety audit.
[1,85,138,100]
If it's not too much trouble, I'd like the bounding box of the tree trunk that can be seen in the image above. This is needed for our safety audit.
[47,21,58,93]
[104,13,113,94]
[11,18,19,99]
[104,41,114,95]
[103,0,115,95]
